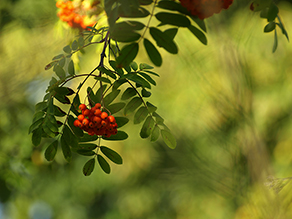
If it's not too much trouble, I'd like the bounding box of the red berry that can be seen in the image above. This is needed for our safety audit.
[108,115,116,124]
[74,119,81,127]
[101,120,108,127]
[92,116,101,124]
[100,112,108,120]
[93,109,102,116]
[82,109,90,116]
[95,103,102,109]
[78,114,85,121]
[82,118,89,126]
[79,104,87,111]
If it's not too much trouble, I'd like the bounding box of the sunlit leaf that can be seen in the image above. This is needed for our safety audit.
[150,27,178,54]
[45,140,58,161]
[161,130,176,149]
[134,106,148,124]
[115,117,129,128]
[100,146,123,164]
[140,116,155,138]
[188,25,207,45]
[151,125,160,142]
[124,96,143,115]
[121,87,137,100]
[83,158,95,176]
[107,102,126,114]
[97,155,111,174]
[155,12,191,27]
[103,130,128,141]
[116,43,139,68]
[32,127,42,146]
[143,38,162,67]
[103,89,121,106]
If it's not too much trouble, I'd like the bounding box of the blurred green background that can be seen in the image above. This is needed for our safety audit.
[1,0,292,218]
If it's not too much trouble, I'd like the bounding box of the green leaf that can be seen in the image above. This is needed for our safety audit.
[157,0,190,14]
[103,89,121,106]
[63,45,72,54]
[134,106,148,124]
[98,66,117,79]
[138,72,156,85]
[72,40,78,50]
[130,61,138,71]
[142,88,151,97]
[110,21,144,42]
[109,60,124,76]
[264,22,275,32]
[45,140,58,161]
[95,84,108,104]
[54,87,74,96]
[78,143,98,150]
[35,101,48,112]
[71,94,81,116]
[276,18,289,41]
[29,118,44,134]
[161,130,176,149]
[115,117,129,128]
[188,25,207,45]
[78,36,85,47]
[97,155,111,174]
[32,111,45,123]
[151,125,160,142]
[119,6,150,18]
[100,146,123,164]
[45,61,57,70]
[273,28,278,53]
[83,158,95,176]
[110,30,141,42]
[139,63,154,70]
[164,28,178,40]
[61,134,72,162]
[68,115,84,137]
[52,54,64,60]
[107,102,126,114]
[76,150,96,156]
[113,79,127,90]
[54,65,66,79]
[116,43,139,68]
[190,16,207,32]
[68,60,75,76]
[152,111,164,123]
[155,12,191,27]
[267,3,279,22]
[121,87,137,100]
[53,105,67,117]
[149,27,178,54]
[54,93,70,104]
[146,102,157,113]
[102,130,128,141]
[143,38,162,67]
[124,96,143,115]
[63,125,79,148]
[32,127,42,146]
[94,77,111,84]
[260,8,269,19]
[140,116,155,138]
[58,58,65,68]
[123,74,151,89]
[79,134,99,142]
[112,21,145,31]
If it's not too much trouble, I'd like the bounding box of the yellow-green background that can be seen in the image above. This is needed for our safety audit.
[1,0,292,218]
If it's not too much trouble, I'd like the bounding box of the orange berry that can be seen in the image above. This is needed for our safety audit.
[103,132,111,138]
[108,115,116,124]
[94,109,102,116]
[79,104,87,111]
[100,112,108,120]
[82,109,90,116]
[74,119,81,127]
[89,122,95,128]
[101,120,108,127]
[78,114,85,121]
[92,116,101,124]
[82,118,89,126]
[95,103,102,109]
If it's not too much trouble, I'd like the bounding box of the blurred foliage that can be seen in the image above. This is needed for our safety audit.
[1,0,292,219]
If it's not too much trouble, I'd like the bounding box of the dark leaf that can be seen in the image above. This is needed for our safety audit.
[164,28,178,40]
[78,143,98,150]
[123,74,151,89]
[188,25,207,45]
[32,127,43,146]
[116,43,139,68]
[68,60,75,76]
[94,77,111,84]
[143,38,162,67]
[104,89,121,106]
[100,146,123,164]
[115,117,129,128]
[140,116,155,138]
[53,105,67,117]
[79,134,99,142]
[161,129,176,149]
[107,102,126,114]
[155,12,191,27]
[138,72,156,85]
[102,130,128,141]
[119,6,150,18]
[157,0,190,14]
[146,101,157,113]
[54,93,71,104]
[63,45,71,54]
[264,22,275,32]
[72,40,78,50]
[61,134,72,162]
[77,150,96,156]
[45,140,58,161]
[97,155,111,174]
[134,106,148,124]
[121,87,137,100]
[83,158,95,176]
[68,115,84,137]
[124,96,143,115]
[267,3,279,22]
[149,27,178,54]
[151,125,160,142]
[29,118,44,134]
[98,66,117,79]
[142,88,151,97]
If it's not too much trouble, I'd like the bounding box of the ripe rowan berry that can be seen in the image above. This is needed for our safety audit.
[95,103,102,109]
[78,114,85,121]
[74,119,81,127]
[100,112,108,120]
[108,115,116,124]
[94,109,102,116]
[92,116,101,124]
[82,118,89,126]
[89,122,95,128]
[79,104,87,111]
[101,120,108,127]
[82,109,90,116]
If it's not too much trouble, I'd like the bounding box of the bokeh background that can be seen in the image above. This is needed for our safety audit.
[1,0,292,218]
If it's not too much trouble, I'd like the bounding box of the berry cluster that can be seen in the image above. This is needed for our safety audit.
[179,0,233,19]
[56,1,95,30]
[73,103,118,138]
